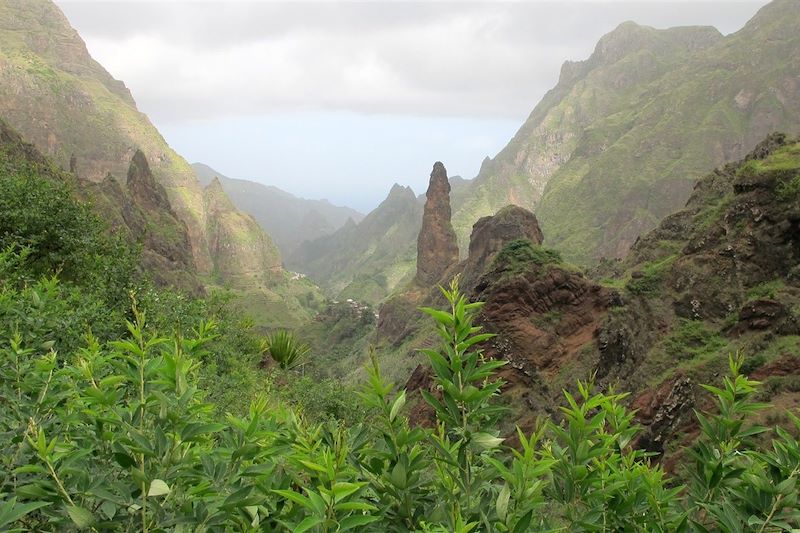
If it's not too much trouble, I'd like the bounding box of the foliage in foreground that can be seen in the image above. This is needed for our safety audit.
[1,275,800,531]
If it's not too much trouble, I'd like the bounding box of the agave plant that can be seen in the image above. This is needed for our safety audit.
[262,330,310,371]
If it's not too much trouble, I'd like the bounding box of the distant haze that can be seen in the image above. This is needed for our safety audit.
[56,0,767,212]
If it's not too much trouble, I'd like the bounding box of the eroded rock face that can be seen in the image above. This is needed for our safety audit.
[127,150,171,213]
[58,144,201,294]
[462,205,545,289]
[416,162,459,284]
[631,376,695,455]
[204,177,283,286]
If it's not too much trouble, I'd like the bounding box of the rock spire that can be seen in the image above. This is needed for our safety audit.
[416,161,459,284]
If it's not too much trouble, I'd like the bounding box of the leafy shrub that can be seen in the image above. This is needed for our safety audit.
[1,272,800,531]
[746,279,785,301]
[275,374,369,425]
[740,352,767,375]
[776,172,800,200]
[0,169,136,301]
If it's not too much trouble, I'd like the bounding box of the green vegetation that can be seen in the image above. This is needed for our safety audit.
[4,247,800,530]
[493,239,563,276]
[746,279,787,301]
[664,319,728,362]
[261,330,310,371]
[456,4,800,265]
[0,161,799,529]
[0,149,136,303]
[626,254,676,295]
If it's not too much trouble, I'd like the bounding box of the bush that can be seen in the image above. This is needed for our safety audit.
[0,170,136,300]
[1,274,800,531]
[663,319,727,360]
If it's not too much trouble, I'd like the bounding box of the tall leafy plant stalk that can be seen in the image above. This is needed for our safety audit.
[687,355,800,531]
[357,350,431,531]
[419,277,508,527]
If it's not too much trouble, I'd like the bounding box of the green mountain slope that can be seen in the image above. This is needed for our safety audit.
[193,162,363,256]
[287,0,799,303]
[460,0,800,263]
[0,0,322,327]
[0,0,213,272]
[287,183,423,305]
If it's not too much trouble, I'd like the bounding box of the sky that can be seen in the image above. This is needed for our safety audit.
[55,0,768,213]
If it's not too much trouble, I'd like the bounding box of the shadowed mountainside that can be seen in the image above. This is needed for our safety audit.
[193,163,363,257]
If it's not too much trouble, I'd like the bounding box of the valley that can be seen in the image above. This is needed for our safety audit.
[1,0,799,530]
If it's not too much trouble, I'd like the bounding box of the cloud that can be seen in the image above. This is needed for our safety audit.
[56,1,768,123]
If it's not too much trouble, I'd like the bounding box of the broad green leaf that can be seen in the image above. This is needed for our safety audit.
[338,514,381,531]
[389,390,406,422]
[67,505,95,528]
[496,484,511,522]
[513,510,533,533]
[147,479,170,497]
[294,516,324,533]
[0,499,50,528]
[473,432,504,450]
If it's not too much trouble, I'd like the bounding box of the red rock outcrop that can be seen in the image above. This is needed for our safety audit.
[415,162,459,284]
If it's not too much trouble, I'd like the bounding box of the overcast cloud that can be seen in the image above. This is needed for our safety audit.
[55,1,769,211]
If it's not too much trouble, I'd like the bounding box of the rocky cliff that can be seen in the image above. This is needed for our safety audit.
[284,0,800,304]
[204,177,282,286]
[378,134,800,462]
[0,0,318,320]
[193,163,363,256]
[416,162,459,284]
[0,119,200,292]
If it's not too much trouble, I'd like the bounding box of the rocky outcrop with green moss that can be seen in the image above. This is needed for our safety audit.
[0,118,201,292]
[370,134,800,460]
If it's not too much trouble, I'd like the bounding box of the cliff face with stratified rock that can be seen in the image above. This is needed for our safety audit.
[0,0,215,273]
[416,162,460,285]
[0,119,201,293]
[0,0,318,319]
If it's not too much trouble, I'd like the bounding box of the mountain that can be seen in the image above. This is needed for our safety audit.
[371,133,800,460]
[287,183,423,304]
[457,0,800,263]
[0,0,212,273]
[281,0,800,303]
[192,163,363,256]
[0,0,322,327]
[203,176,282,285]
